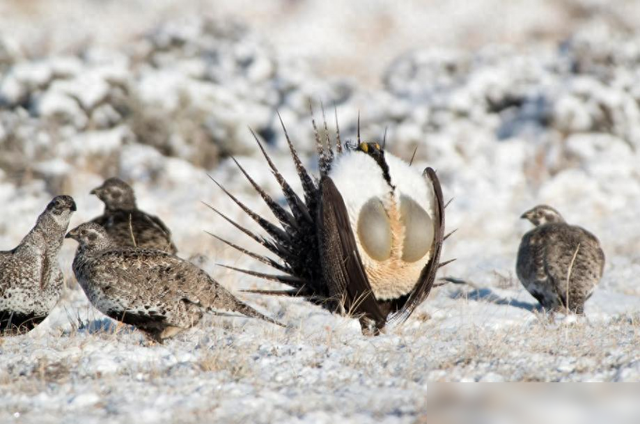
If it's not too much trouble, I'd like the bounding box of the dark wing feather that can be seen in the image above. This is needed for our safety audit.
[318,177,386,325]
[90,211,176,253]
[388,167,444,325]
[141,213,178,253]
[90,215,109,227]
[145,214,172,237]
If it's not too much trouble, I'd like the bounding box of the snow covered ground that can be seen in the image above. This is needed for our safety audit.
[2,1,640,422]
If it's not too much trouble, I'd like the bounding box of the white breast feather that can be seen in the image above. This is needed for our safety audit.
[328,151,391,219]
[327,150,438,300]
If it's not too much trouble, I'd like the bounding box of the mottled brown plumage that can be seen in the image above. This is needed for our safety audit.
[89,178,177,254]
[516,205,605,314]
[0,196,76,335]
[66,222,282,341]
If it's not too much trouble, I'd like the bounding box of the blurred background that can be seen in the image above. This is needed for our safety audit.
[2,0,640,84]
[428,385,640,424]
[2,0,640,290]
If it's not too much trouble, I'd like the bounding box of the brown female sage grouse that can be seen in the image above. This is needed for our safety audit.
[1,195,76,334]
[90,177,178,254]
[208,114,448,335]
[517,205,605,314]
[66,222,283,342]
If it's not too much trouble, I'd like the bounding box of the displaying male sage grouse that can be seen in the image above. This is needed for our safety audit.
[0,195,76,335]
[66,222,282,341]
[208,114,448,335]
[517,205,605,314]
[89,177,177,254]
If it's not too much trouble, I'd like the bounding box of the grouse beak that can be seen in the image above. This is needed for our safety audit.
[90,187,101,196]
[65,228,78,240]
[520,211,530,220]
[70,200,77,212]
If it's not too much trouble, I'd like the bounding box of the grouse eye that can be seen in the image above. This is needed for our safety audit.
[112,191,121,199]
[399,196,434,262]
[357,198,392,261]
[88,232,98,242]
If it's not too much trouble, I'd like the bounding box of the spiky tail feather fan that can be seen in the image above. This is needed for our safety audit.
[209,110,449,331]
[208,113,328,302]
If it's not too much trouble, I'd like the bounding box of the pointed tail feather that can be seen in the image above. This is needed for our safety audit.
[444,198,454,209]
[334,106,343,154]
[241,289,302,296]
[382,127,388,150]
[208,299,285,328]
[235,301,285,327]
[217,264,306,288]
[310,103,325,158]
[205,231,289,273]
[443,229,457,241]
[310,103,332,177]
[250,129,313,224]
[276,111,318,206]
[438,258,456,268]
[320,102,335,163]
[231,157,298,231]
[241,288,328,305]
[208,174,292,245]
[409,145,419,166]
[202,201,286,259]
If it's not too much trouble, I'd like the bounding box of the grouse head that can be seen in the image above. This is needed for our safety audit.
[40,195,77,228]
[91,178,137,211]
[66,222,113,252]
[521,205,565,227]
